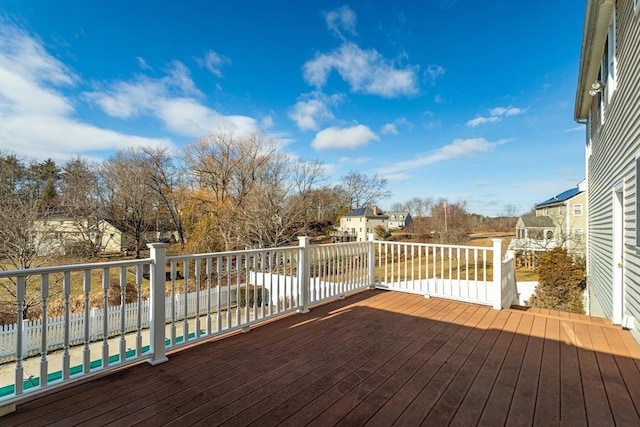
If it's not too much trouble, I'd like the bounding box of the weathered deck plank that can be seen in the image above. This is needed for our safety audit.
[2,290,640,427]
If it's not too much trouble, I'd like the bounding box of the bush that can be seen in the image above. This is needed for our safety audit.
[107,279,139,306]
[527,247,585,314]
[239,285,263,308]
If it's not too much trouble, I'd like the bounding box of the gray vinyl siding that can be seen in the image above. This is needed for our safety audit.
[588,1,640,321]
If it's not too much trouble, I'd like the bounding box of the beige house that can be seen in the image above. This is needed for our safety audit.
[510,180,586,257]
[338,207,389,242]
[33,215,124,256]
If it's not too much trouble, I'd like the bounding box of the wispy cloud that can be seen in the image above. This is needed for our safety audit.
[324,6,357,40]
[0,19,172,161]
[425,64,445,85]
[466,105,526,127]
[303,42,419,98]
[288,92,343,131]
[196,50,230,77]
[339,156,369,164]
[312,124,379,150]
[137,56,152,70]
[378,138,508,176]
[381,117,413,135]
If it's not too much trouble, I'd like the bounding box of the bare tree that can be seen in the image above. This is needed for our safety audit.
[429,200,471,243]
[58,157,104,257]
[182,131,279,251]
[182,131,329,250]
[0,154,61,318]
[100,150,157,258]
[141,147,186,245]
[340,171,391,209]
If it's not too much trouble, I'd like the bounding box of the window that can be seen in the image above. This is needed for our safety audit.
[636,0,639,14]
[573,204,583,216]
[543,208,549,216]
[602,7,617,107]
[573,228,583,242]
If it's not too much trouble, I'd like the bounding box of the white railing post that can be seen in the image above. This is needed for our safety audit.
[492,238,503,310]
[367,233,376,289]
[297,236,310,314]
[147,243,169,365]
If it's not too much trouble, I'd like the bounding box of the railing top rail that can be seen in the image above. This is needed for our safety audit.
[0,258,152,279]
[166,244,301,262]
[374,240,491,251]
[311,241,369,249]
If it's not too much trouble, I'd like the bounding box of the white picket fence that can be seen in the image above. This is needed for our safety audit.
[0,286,238,362]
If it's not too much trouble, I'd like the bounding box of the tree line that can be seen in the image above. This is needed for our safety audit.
[0,131,396,264]
[1,129,519,268]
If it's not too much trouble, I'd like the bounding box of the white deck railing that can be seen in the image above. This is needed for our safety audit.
[0,235,513,411]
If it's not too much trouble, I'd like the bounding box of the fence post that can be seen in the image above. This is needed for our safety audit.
[492,239,503,310]
[367,233,376,289]
[147,243,169,365]
[297,236,310,314]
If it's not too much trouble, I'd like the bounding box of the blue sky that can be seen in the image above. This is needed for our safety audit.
[0,0,586,216]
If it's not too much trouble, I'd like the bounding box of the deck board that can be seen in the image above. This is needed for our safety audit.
[2,289,640,427]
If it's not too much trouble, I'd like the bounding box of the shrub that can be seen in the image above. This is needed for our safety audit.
[107,279,139,306]
[239,285,263,308]
[527,247,585,314]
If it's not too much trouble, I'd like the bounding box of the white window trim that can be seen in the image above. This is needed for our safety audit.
[604,7,617,106]
[635,0,640,14]
[573,204,583,216]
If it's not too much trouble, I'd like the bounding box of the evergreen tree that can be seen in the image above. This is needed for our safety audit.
[527,247,585,313]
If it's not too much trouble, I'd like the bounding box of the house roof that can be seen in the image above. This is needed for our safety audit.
[387,211,410,220]
[536,187,583,208]
[520,216,555,228]
[344,207,388,219]
[575,0,616,119]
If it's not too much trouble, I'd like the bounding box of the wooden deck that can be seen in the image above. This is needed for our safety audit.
[3,289,640,426]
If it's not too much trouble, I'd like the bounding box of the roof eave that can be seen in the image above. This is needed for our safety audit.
[574,0,615,120]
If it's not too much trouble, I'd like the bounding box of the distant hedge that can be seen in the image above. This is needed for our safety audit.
[239,285,264,308]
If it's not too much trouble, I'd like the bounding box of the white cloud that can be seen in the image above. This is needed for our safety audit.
[288,92,342,131]
[381,123,398,135]
[0,19,172,161]
[196,50,230,77]
[434,94,447,104]
[381,117,413,135]
[466,105,526,127]
[137,56,152,70]
[425,64,445,85]
[466,116,500,127]
[303,42,419,97]
[324,6,357,40]
[339,156,369,164]
[311,124,379,150]
[85,62,258,138]
[378,138,507,176]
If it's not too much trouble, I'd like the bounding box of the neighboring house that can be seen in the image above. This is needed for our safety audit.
[575,0,640,338]
[535,180,587,256]
[511,215,559,254]
[338,206,389,242]
[386,211,413,230]
[510,181,586,257]
[33,215,125,256]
